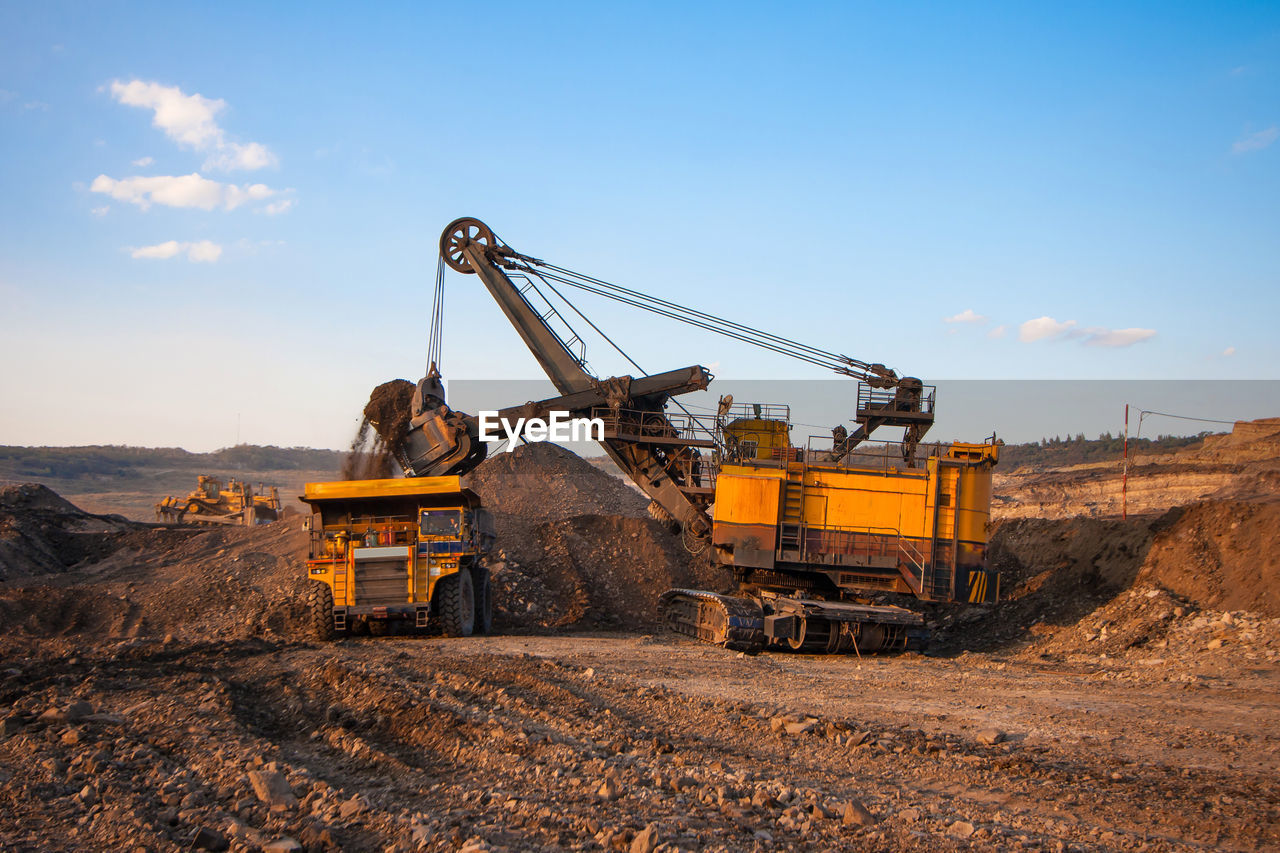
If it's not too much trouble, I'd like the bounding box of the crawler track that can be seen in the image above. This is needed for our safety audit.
[658,589,765,653]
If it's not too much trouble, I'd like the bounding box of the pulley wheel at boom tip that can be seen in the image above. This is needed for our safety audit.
[440,217,497,274]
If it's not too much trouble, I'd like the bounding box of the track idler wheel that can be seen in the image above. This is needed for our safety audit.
[786,618,853,653]
[853,623,893,653]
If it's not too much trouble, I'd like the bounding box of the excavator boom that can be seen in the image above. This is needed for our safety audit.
[398,218,717,536]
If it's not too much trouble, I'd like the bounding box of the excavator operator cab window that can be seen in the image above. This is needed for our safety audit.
[419,509,461,538]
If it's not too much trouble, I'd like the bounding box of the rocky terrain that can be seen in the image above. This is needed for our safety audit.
[1,428,1279,851]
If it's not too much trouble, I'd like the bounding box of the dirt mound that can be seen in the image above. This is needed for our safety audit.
[466,444,719,630]
[0,515,311,643]
[934,516,1155,651]
[0,484,139,582]
[1027,582,1280,665]
[467,443,648,522]
[1136,500,1280,616]
[943,497,1280,655]
[1198,417,1280,459]
[0,482,87,515]
[489,515,725,632]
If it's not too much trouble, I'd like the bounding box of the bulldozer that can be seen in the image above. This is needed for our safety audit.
[155,476,281,526]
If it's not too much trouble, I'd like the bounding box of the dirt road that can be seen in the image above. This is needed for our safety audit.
[2,632,1276,852]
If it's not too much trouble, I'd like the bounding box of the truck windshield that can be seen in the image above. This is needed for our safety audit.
[420,510,461,537]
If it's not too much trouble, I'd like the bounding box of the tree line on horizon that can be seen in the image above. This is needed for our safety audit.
[0,430,1219,482]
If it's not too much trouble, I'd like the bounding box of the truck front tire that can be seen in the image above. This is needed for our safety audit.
[472,564,493,635]
[436,569,475,637]
[306,581,338,641]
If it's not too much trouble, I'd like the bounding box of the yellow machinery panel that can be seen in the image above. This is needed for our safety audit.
[723,418,792,460]
[713,467,782,526]
[801,465,933,539]
[712,439,999,603]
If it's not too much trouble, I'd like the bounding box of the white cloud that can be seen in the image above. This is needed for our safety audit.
[130,240,183,259]
[130,239,223,263]
[944,308,986,324]
[222,182,277,209]
[1223,346,1236,357]
[131,156,154,167]
[90,205,110,217]
[262,198,294,215]
[1082,327,1156,348]
[1018,316,1077,342]
[90,172,281,211]
[110,80,223,148]
[1232,126,1278,155]
[108,79,277,171]
[185,240,223,262]
[206,141,275,171]
[1017,316,1156,347]
[986,324,1006,339]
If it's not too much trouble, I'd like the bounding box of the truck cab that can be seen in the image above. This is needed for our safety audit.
[300,476,494,638]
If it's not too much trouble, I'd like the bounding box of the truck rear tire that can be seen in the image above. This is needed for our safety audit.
[306,581,338,641]
[436,569,475,637]
[471,565,493,635]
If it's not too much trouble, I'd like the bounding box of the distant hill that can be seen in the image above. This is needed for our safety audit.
[0,444,344,522]
[0,444,343,480]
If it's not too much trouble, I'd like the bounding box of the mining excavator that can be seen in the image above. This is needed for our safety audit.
[376,217,1000,653]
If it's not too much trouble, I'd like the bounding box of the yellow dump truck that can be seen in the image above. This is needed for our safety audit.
[300,476,495,639]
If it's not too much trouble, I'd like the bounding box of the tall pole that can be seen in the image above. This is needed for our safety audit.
[1122,404,1129,521]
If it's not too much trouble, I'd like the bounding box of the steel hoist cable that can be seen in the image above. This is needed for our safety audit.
[507,257,890,380]
[427,255,446,371]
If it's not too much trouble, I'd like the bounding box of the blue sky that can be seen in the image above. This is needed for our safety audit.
[1,2,1276,451]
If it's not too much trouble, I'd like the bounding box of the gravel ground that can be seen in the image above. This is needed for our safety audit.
[1,631,1277,852]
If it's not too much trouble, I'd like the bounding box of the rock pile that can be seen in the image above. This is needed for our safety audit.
[467,443,725,630]
[0,484,137,582]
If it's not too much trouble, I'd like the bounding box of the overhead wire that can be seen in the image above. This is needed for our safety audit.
[1133,408,1239,439]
